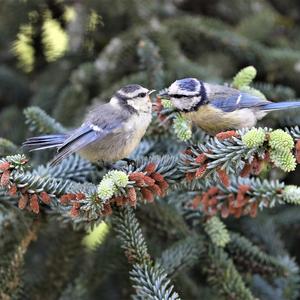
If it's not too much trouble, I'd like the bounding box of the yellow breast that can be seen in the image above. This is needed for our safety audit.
[184,105,257,135]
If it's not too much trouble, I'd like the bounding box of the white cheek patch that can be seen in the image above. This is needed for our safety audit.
[127,99,135,108]
[128,99,151,112]
[173,96,201,111]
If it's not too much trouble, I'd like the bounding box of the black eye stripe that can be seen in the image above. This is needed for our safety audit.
[169,94,184,98]
[137,92,146,97]
[169,94,201,98]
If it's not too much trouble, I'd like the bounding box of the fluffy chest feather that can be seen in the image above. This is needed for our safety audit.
[111,111,152,160]
[79,112,152,162]
[124,112,152,138]
[184,105,259,135]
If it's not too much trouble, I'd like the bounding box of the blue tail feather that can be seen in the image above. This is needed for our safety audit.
[22,134,67,151]
[261,101,300,111]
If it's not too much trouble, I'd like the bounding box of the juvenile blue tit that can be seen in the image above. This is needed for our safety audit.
[162,78,300,135]
[23,84,154,165]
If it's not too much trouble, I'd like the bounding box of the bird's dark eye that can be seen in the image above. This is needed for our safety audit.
[138,92,146,97]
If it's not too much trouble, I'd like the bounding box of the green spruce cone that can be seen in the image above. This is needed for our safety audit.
[232,66,257,89]
[105,170,129,188]
[242,128,266,148]
[269,129,294,151]
[97,178,116,200]
[270,148,296,172]
[283,185,300,204]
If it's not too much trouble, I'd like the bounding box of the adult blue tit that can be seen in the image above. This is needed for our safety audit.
[162,78,300,135]
[23,84,155,165]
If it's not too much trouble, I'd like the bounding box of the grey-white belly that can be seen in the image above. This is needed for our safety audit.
[79,113,151,162]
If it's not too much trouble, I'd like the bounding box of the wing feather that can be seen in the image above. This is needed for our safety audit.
[50,104,131,165]
[210,92,270,112]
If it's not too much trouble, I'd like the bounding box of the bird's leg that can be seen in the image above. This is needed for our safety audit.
[122,158,137,168]
[95,160,113,171]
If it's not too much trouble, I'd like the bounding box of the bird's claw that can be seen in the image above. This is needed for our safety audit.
[122,158,137,169]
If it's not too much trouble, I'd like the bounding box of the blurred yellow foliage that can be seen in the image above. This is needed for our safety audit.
[82,222,110,250]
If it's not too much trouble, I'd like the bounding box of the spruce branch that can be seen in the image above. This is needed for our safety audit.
[227,232,287,277]
[0,138,18,156]
[0,154,78,213]
[4,3,300,299]
[113,206,150,265]
[33,155,96,183]
[0,218,39,299]
[2,141,300,221]
[180,127,299,183]
[124,155,181,183]
[130,263,180,300]
[138,203,190,241]
[0,154,29,172]
[253,82,296,101]
[287,125,300,140]
[205,244,256,300]
[77,160,175,220]
[12,171,71,195]
[113,206,180,300]
[24,106,66,134]
[157,236,203,277]
[204,216,230,247]
[175,176,296,218]
[76,162,172,220]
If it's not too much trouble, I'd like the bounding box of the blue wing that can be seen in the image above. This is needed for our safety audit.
[50,119,125,166]
[23,134,67,151]
[50,125,96,165]
[210,92,270,113]
[50,103,130,165]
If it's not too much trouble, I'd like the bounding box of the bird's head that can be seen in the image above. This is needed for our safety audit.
[162,78,207,112]
[111,84,155,113]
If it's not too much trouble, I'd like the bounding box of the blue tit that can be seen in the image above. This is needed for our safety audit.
[162,78,300,135]
[23,84,155,165]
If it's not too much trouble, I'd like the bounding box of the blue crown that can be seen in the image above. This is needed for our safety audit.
[176,78,199,92]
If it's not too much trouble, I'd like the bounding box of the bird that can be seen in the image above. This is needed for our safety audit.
[23,84,155,165]
[161,78,300,135]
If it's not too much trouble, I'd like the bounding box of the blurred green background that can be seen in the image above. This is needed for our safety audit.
[1,0,300,144]
[1,1,300,299]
